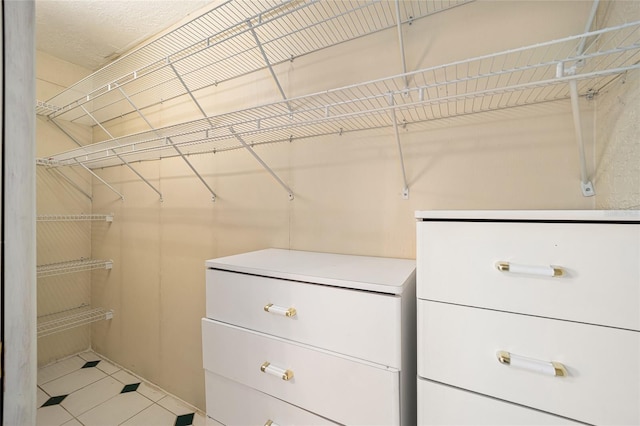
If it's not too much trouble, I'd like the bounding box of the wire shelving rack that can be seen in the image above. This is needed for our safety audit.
[40,21,640,170]
[37,0,470,127]
[37,306,114,338]
[37,213,114,222]
[37,259,114,278]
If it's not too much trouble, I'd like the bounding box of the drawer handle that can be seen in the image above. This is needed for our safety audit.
[495,261,564,277]
[264,303,297,318]
[260,361,294,381]
[264,421,280,426]
[497,351,567,377]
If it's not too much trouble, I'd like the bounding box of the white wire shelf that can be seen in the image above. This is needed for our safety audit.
[37,259,114,278]
[38,0,470,126]
[40,21,640,170]
[37,213,114,222]
[37,306,114,338]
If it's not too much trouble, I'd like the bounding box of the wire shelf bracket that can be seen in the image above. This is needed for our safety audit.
[118,85,218,201]
[230,127,294,200]
[561,0,600,197]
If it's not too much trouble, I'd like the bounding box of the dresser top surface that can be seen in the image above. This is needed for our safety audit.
[415,210,640,222]
[206,248,415,295]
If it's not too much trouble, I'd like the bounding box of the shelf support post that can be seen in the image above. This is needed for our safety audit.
[568,80,594,197]
[46,117,125,200]
[117,86,218,202]
[394,0,409,89]
[389,96,410,199]
[80,105,163,201]
[49,118,84,147]
[230,127,294,200]
[247,19,293,113]
[168,63,212,123]
[49,167,93,201]
[562,0,599,197]
[75,161,125,200]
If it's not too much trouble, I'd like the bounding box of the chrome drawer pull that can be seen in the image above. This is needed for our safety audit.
[264,303,297,318]
[495,261,564,277]
[260,361,294,381]
[497,351,567,377]
[264,421,280,426]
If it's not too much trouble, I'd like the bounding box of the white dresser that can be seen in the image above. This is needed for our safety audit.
[415,210,640,426]
[202,248,416,425]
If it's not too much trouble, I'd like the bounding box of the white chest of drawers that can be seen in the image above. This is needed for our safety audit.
[415,210,640,426]
[202,248,416,425]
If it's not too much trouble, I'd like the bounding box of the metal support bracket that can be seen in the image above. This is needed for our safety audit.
[46,117,125,200]
[247,19,293,113]
[394,0,409,89]
[117,87,218,202]
[230,127,294,200]
[76,161,125,200]
[80,105,163,201]
[556,0,599,197]
[389,95,410,199]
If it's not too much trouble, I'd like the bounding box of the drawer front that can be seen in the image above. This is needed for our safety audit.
[206,269,402,367]
[202,318,400,426]
[205,370,338,426]
[418,378,582,425]
[417,300,640,425]
[417,221,640,330]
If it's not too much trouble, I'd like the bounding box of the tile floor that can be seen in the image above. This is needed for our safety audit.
[37,351,208,426]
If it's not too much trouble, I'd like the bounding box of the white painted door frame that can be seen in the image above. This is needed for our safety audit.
[2,1,37,425]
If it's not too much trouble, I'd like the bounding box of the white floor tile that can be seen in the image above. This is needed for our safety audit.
[120,404,177,426]
[41,367,107,396]
[112,369,140,385]
[37,405,73,426]
[77,351,101,362]
[38,356,85,385]
[192,412,209,426]
[38,387,50,407]
[95,359,120,375]
[61,419,83,426]
[137,382,167,402]
[205,416,223,426]
[157,394,196,416]
[61,376,124,417]
[76,392,153,426]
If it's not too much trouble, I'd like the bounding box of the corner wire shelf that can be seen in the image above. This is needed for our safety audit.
[37,213,114,222]
[37,305,114,338]
[40,21,640,172]
[37,0,471,127]
[37,259,114,278]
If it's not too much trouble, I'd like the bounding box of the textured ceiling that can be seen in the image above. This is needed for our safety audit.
[36,0,214,71]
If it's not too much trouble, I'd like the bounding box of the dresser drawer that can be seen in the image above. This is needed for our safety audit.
[206,269,402,367]
[417,221,640,330]
[418,378,582,425]
[417,300,640,425]
[205,370,338,426]
[202,318,400,426]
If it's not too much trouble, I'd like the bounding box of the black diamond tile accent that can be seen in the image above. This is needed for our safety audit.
[41,395,68,407]
[175,413,195,426]
[121,383,141,393]
[82,360,101,368]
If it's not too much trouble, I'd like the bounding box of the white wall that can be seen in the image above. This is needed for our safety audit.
[594,0,640,208]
